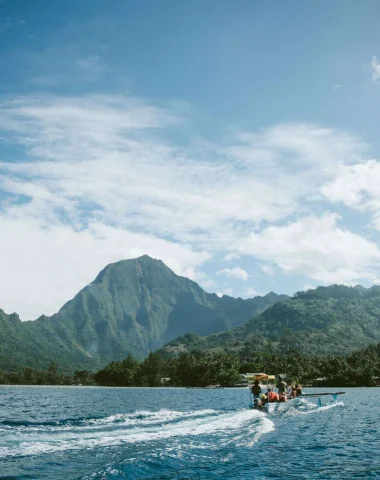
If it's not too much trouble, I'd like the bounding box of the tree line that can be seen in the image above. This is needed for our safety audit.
[93,343,380,387]
[0,362,94,386]
[1,341,380,387]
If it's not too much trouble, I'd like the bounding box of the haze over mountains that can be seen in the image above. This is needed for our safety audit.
[0,255,287,372]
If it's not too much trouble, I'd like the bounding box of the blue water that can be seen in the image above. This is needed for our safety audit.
[0,386,379,479]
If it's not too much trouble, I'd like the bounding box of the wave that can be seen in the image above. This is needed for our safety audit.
[281,398,345,417]
[0,417,90,427]
[0,409,219,434]
[0,408,274,458]
[298,400,345,415]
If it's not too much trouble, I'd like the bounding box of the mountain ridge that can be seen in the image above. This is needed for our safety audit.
[0,255,287,372]
[160,284,380,358]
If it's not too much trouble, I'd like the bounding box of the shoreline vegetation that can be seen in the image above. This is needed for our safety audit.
[1,341,380,388]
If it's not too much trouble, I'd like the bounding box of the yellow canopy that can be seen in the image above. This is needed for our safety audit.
[251,374,276,382]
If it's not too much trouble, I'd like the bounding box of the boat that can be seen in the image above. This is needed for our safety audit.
[248,373,345,414]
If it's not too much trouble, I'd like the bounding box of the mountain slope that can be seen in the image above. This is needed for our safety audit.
[160,285,380,357]
[0,255,287,372]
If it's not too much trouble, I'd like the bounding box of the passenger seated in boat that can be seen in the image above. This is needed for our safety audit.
[253,394,266,411]
[260,393,267,407]
[267,388,279,403]
[295,384,302,397]
[278,392,288,402]
[253,393,266,410]
[276,376,287,395]
[251,380,262,398]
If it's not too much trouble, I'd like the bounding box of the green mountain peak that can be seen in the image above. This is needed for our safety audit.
[0,256,287,373]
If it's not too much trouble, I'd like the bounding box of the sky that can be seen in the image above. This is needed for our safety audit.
[1,0,380,319]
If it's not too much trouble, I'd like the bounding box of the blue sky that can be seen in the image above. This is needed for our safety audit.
[1,0,380,319]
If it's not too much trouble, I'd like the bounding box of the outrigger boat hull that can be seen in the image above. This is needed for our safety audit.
[246,373,345,414]
[249,392,345,413]
[249,398,296,413]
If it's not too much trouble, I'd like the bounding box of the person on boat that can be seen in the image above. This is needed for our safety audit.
[260,393,267,406]
[295,384,302,397]
[267,387,279,403]
[276,376,287,395]
[251,380,262,398]
[278,392,288,402]
[251,380,263,409]
[253,393,267,411]
[289,385,297,398]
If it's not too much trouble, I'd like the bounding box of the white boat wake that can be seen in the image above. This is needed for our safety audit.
[281,398,345,417]
[0,408,274,458]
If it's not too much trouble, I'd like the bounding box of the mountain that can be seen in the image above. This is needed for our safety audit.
[160,284,380,358]
[0,255,287,372]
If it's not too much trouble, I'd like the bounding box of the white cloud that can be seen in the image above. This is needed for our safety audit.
[0,100,367,252]
[198,278,215,290]
[237,214,380,284]
[222,253,241,262]
[226,123,365,175]
[0,93,379,316]
[217,267,249,281]
[371,56,380,82]
[0,215,209,320]
[260,264,275,276]
[244,287,262,298]
[320,159,380,229]
[216,289,233,298]
[188,270,215,291]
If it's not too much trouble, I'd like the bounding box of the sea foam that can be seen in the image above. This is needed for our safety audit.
[0,408,274,458]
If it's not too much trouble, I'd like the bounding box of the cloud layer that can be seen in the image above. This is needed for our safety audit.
[217,267,249,281]
[1,93,380,318]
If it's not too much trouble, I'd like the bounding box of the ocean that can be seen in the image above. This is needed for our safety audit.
[0,386,379,479]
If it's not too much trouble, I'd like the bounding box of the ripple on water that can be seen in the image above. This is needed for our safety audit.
[0,386,379,479]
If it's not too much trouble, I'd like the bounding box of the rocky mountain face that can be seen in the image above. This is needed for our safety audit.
[0,255,287,372]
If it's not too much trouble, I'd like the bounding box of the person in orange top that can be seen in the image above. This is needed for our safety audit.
[267,388,279,402]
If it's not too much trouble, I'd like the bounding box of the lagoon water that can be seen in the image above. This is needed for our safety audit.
[0,386,379,479]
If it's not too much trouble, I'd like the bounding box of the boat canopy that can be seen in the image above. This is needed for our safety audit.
[249,373,276,382]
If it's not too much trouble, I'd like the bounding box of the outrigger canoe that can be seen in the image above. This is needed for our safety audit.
[247,373,345,414]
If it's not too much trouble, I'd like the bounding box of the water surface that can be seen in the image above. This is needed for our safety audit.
[0,386,378,479]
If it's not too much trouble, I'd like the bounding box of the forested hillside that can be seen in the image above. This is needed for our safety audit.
[161,285,380,357]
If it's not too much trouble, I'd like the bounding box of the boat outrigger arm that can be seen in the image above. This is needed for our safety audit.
[301,392,345,397]
[300,392,345,408]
